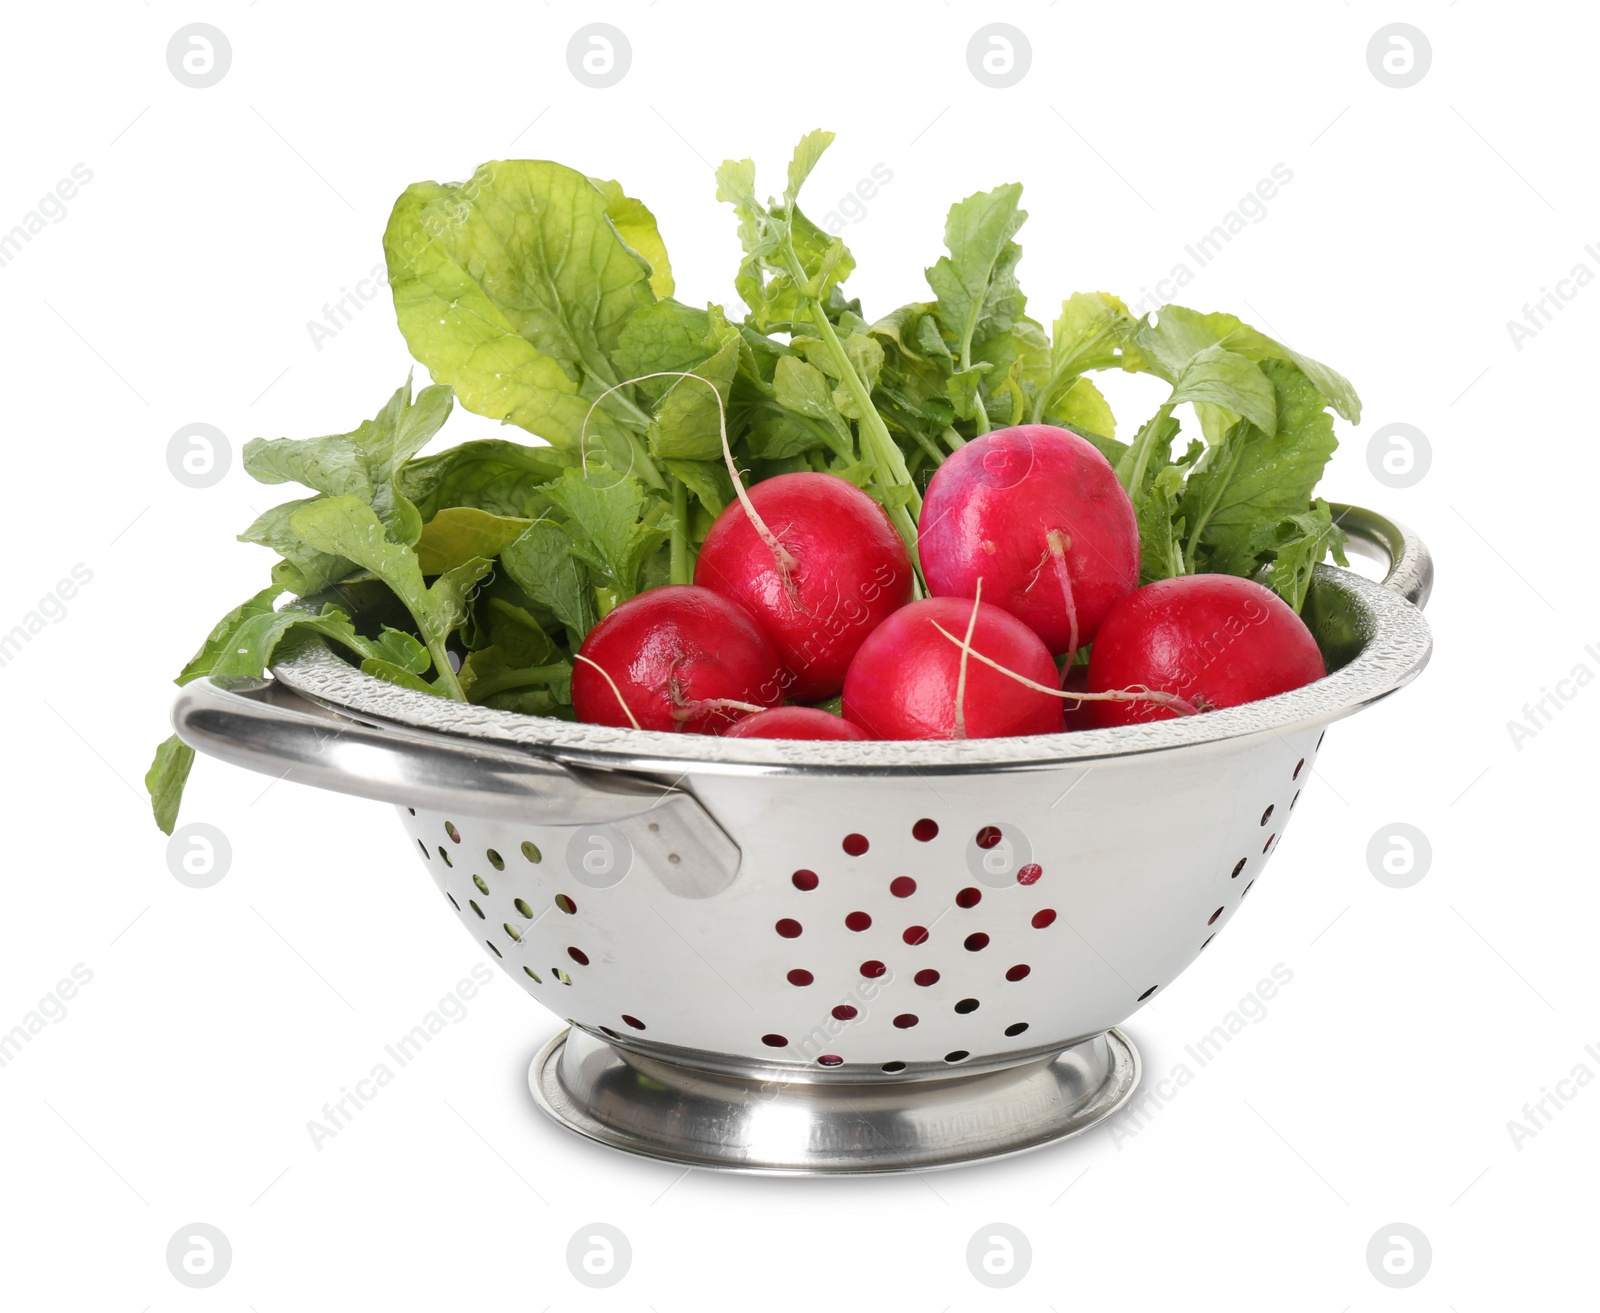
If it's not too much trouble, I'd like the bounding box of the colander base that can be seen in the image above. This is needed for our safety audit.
[528,1025,1140,1175]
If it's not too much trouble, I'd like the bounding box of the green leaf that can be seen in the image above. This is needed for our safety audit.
[785,129,835,205]
[613,299,716,397]
[716,142,856,329]
[1029,292,1143,426]
[483,597,560,666]
[662,458,736,519]
[500,519,597,645]
[1166,343,1277,436]
[1178,360,1339,577]
[1124,409,1183,506]
[871,301,954,366]
[206,604,378,680]
[1044,375,1115,439]
[418,161,655,380]
[925,183,1027,370]
[590,176,675,298]
[145,735,195,836]
[237,499,351,597]
[742,406,836,461]
[291,497,432,621]
[288,496,488,694]
[829,333,885,420]
[648,334,740,462]
[242,377,451,546]
[370,627,431,674]
[773,356,853,451]
[396,439,573,520]
[1169,306,1360,424]
[1131,314,1277,438]
[1050,292,1142,377]
[427,556,496,636]
[868,302,960,449]
[540,468,669,602]
[461,645,573,705]
[474,683,575,718]
[154,590,388,832]
[361,658,441,695]
[414,506,532,575]
[383,180,636,455]
[971,316,1050,430]
[1138,463,1190,585]
[176,585,283,684]
[1252,498,1350,612]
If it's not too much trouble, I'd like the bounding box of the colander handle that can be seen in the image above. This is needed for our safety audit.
[172,677,742,896]
[1331,503,1432,610]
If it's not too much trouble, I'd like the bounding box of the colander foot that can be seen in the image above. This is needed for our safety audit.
[527,1026,1140,1175]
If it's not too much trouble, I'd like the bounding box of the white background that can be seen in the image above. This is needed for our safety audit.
[1,1,1593,1307]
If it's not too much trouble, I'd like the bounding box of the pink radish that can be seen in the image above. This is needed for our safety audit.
[724,706,873,741]
[695,472,914,702]
[919,424,1139,659]
[1085,575,1325,728]
[571,585,785,734]
[841,596,1062,740]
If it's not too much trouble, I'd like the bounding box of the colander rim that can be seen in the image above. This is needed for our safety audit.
[268,559,1431,776]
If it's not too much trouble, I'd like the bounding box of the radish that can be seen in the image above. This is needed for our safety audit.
[571,585,785,733]
[724,706,873,741]
[1084,575,1325,728]
[841,595,1063,740]
[919,424,1140,659]
[695,472,914,701]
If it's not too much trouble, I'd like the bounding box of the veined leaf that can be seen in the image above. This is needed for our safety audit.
[414,506,532,575]
[591,176,675,298]
[242,378,451,546]
[383,179,638,458]
[396,439,572,520]
[1252,498,1351,612]
[417,161,655,380]
[648,334,740,462]
[500,519,597,645]
[926,183,1027,371]
[540,468,670,602]
[360,658,440,695]
[145,736,195,836]
[1178,360,1338,576]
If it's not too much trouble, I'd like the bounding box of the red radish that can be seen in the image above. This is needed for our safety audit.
[571,585,785,734]
[842,596,1062,740]
[919,425,1139,658]
[724,706,873,741]
[695,472,914,702]
[1085,575,1325,728]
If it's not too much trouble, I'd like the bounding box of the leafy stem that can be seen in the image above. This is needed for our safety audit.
[668,475,692,584]
[1116,402,1174,496]
[427,636,466,700]
[781,239,923,573]
[1180,426,1247,574]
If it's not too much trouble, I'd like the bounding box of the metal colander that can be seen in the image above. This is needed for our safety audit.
[173,505,1431,1174]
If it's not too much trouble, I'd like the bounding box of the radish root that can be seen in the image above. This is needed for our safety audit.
[579,371,798,575]
[1044,528,1081,665]
[929,622,1201,718]
[573,653,642,730]
[672,697,767,724]
[952,579,985,739]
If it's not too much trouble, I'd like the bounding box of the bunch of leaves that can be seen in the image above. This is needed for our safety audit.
[144,378,670,832]
[151,131,1365,832]
[856,182,1360,602]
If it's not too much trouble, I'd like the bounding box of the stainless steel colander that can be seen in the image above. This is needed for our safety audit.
[173,504,1432,1174]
